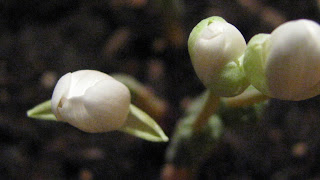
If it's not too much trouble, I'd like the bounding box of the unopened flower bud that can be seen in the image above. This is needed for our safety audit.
[244,19,320,100]
[188,16,249,96]
[51,70,131,133]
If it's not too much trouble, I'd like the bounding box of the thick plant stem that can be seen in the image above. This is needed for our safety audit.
[192,91,220,133]
[223,87,270,107]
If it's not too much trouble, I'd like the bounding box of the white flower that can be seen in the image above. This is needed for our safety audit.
[188,16,249,97]
[51,70,131,133]
[244,19,320,100]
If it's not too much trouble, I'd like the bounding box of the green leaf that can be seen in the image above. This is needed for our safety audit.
[27,100,57,121]
[119,104,169,142]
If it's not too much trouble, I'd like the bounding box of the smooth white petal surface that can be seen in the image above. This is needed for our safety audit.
[83,79,131,132]
[57,96,93,131]
[193,21,247,86]
[51,70,131,132]
[266,19,320,100]
[67,70,114,98]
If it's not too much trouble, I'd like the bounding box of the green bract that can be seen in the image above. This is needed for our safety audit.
[188,16,249,97]
[244,19,320,101]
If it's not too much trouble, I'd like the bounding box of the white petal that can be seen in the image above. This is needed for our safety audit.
[52,70,131,132]
[267,20,320,100]
[193,21,246,87]
[220,22,247,62]
[67,70,114,98]
[57,96,98,132]
[196,24,225,70]
[51,72,72,117]
[82,79,131,132]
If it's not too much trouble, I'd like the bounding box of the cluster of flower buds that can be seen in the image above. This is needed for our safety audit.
[29,16,320,137]
[188,16,320,101]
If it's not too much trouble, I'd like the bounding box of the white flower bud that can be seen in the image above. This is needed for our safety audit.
[188,16,249,97]
[244,19,320,100]
[51,70,131,133]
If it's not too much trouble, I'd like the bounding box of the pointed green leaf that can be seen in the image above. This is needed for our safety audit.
[27,100,57,120]
[119,104,169,142]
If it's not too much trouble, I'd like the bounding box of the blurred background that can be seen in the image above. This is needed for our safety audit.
[0,0,319,179]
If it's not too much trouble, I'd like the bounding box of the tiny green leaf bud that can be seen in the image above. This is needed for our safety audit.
[188,16,249,96]
[51,70,131,133]
[244,19,320,100]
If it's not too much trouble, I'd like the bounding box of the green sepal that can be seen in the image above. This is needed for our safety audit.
[243,33,271,96]
[119,104,169,142]
[27,100,57,121]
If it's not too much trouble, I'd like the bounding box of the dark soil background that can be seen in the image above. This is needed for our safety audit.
[0,0,319,179]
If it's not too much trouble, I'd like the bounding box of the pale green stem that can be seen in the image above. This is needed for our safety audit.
[192,91,220,133]
[192,88,269,133]
[223,87,270,107]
